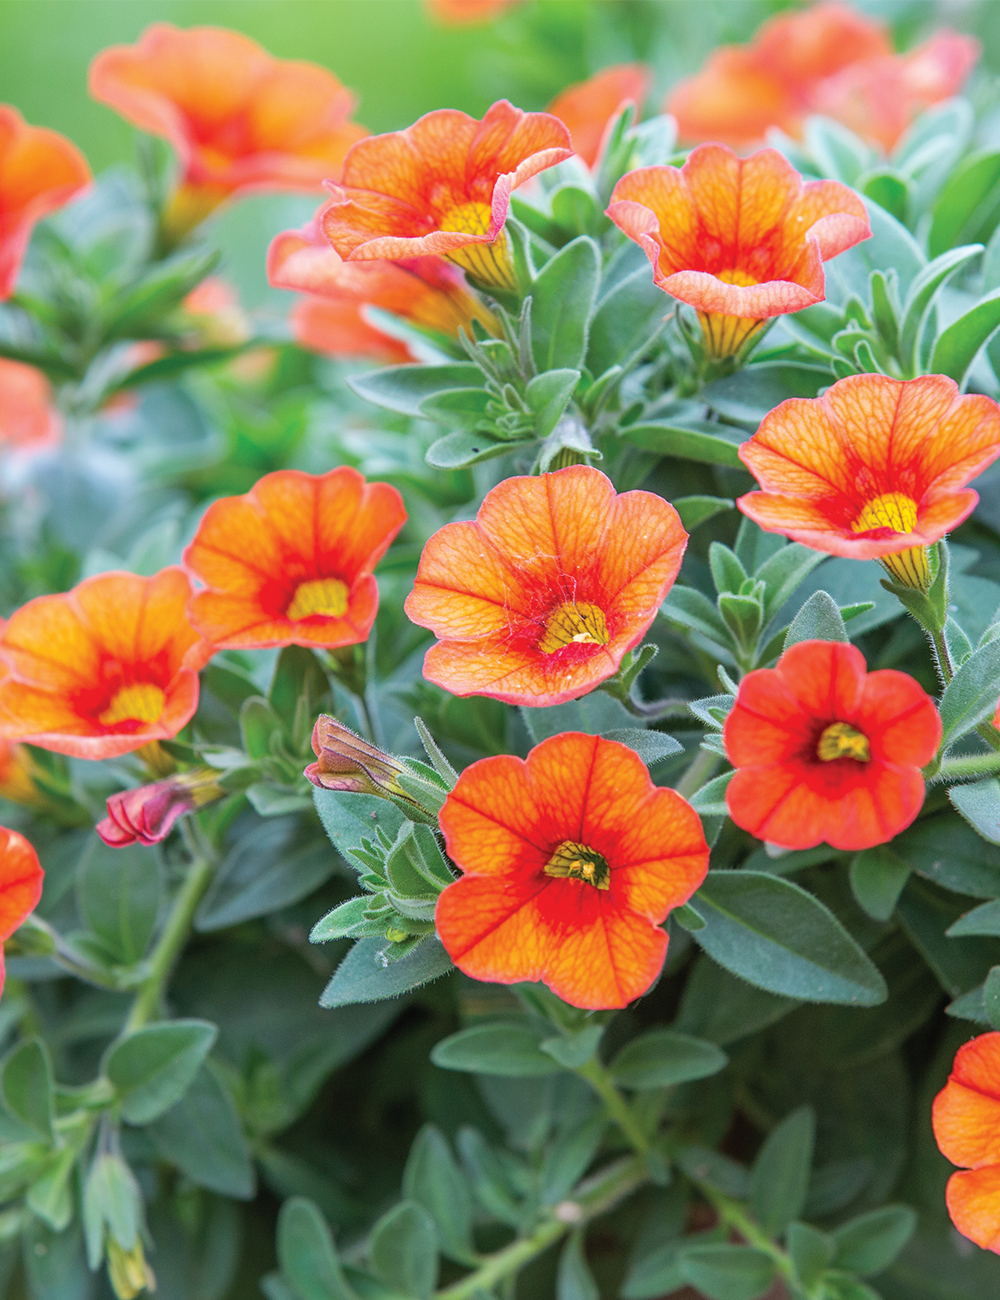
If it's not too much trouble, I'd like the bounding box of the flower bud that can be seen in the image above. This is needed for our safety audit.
[96,769,224,848]
[107,1237,156,1300]
[305,716,417,804]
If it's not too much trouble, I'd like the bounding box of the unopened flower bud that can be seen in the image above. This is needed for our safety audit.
[305,716,420,809]
[107,1237,156,1299]
[96,769,224,848]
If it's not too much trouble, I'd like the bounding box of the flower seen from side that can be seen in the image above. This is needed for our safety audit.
[548,64,652,169]
[737,373,1000,589]
[0,357,62,450]
[291,297,414,363]
[88,24,366,238]
[404,464,687,707]
[321,100,572,291]
[435,732,709,1009]
[606,143,870,359]
[184,467,406,650]
[0,104,90,299]
[0,568,213,760]
[305,714,419,808]
[724,640,940,852]
[0,825,44,997]
[96,769,225,848]
[933,1032,1000,1253]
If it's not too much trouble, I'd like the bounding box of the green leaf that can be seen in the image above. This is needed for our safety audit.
[77,835,161,965]
[930,288,1000,385]
[105,1019,217,1124]
[662,585,731,647]
[348,363,482,417]
[693,871,888,1005]
[540,1024,604,1069]
[832,1204,917,1276]
[849,847,912,922]
[987,966,1000,1031]
[1,1039,54,1141]
[702,362,831,426]
[147,1065,255,1199]
[673,496,734,531]
[610,1029,728,1090]
[689,772,734,817]
[525,368,580,439]
[27,1145,77,1232]
[319,936,453,1007]
[897,876,999,997]
[196,823,334,932]
[600,728,683,766]
[240,695,284,758]
[929,148,1000,257]
[403,1126,474,1263]
[369,1201,438,1300]
[784,590,849,647]
[675,954,799,1046]
[587,267,667,375]
[313,789,405,862]
[276,1197,359,1300]
[540,1114,607,1205]
[676,1146,751,1199]
[787,1222,835,1291]
[750,1106,815,1235]
[557,1229,599,1300]
[530,236,601,372]
[431,1018,561,1077]
[950,778,1000,845]
[678,1245,776,1300]
[898,244,983,373]
[895,812,1000,896]
[418,387,490,430]
[949,897,1000,937]
[937,637,1000,750]
[755,545,826,626]
[83,1152,142,1267]
[425,430,510,469]
[621,419,743,467]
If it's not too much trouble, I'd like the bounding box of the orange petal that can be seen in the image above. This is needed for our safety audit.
[291,297,412,363]
[946,1168,1000,1253]
[859,669,941,766]
[0,825,43,941]
[549,64,651,168]
[935,1070,1000,1171]
[668,48,798,149]
[543,893,669,1009]
[421,638,618,708]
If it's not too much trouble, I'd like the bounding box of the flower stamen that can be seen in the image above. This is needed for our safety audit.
[544,840,611,889]
[99,684,166,727]
[816,721,870,763]
[538,601,609,655]
[286,577,350,620]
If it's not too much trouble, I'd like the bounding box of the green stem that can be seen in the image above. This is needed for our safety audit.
[675,747,720,801]
[936,750,1000,782]
[435,1155,647,1300]
[577,1059,649,1154]
[692,1181,796,1285]
[929,625,954,687]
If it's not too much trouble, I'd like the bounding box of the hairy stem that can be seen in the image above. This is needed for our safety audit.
[692,1181,797,1285]
[577,1059,649,1154]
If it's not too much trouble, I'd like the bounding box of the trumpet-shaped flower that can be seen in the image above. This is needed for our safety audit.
[404,465,686,707]
[321,100,572,291]
[184,467,406,650]
[737,373,1000,588]
[606,144,870,358]
[548,64,652,169]
[724,640,940,852]
[436,731,709,1009]
[0,358,62,449]
[89,25,366,234]
[0,105,90,299]
[0,569,213,760]
[933,1032,1000,1253]
[97,769,224,847]
[0,826,44,997]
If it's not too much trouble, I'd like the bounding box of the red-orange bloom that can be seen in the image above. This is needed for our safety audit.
[0,358,61,450]
[321,100,572,291]
[737,374,1000,588]
[184,467,406,650]
[0,826,44,996]
[724,640,940,852]
[548,64,652,169]
[436,732,709,1009]
[88,25,366,235]
[0,105,90,299]
[0,568,212,760]
[607,144,869,358]
[291,297,413,364]
[933,1032,1000,1253]
[425,0,521,24]
[404,465,686,707]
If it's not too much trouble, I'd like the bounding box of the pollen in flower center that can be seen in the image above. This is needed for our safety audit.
[543,840,610,889]
[816,721,871,763]
[99,683,166,727]
[852,492,918,535]
[286,578,350,620]
[537,601,609,655]
[716,267,759,287]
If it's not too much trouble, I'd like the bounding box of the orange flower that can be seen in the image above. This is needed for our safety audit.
[88,24,366,236]
[606,143,870,358]
[0,358,61,450]
[0,105,90,299]
[724,640,940,852]
[184,467,406,650]
[548,64,652,169]
[933,1033,1000,1253]
[425,0,521,23]
[0,826,44,996]
[404,465,686,707]
[737,374,1000,589]
[436,732,709,1009]
[0,568,213,760]
[0,740,41,807]
[321,100,572,291]
[291,297,413,364]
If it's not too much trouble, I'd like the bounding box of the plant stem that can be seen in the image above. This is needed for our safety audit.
[675,747,720,801]
[936,750,1000,782]
[692,1181,796,1286]
[577,1059,649,1154]
[435,1155,647,1300]
[928,625,954,687]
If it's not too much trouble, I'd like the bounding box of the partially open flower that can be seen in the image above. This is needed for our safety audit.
[436,732,709,1009]
[548,64,652,169]
[607,144,870,359]
[737,373,1000,589]
[404,465,687,707]
[724,640,940,852]
[97,769,224,847]
[933,1032,1000,1253]
[0,825,44,997]
[0,104,90,299]
[89,24,366,237]
[306,715,414,802]
[0,358,62,450]
[321,100,572,291]
[0,568,213,760]
[184,467,406,650]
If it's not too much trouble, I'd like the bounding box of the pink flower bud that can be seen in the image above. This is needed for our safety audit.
[97,769,223,847]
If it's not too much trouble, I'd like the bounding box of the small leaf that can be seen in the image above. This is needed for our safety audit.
[540,1024,604,1069]
[403,1126,474,1263]
[678,1244,775,1300]
[610,1029,727,1090]
[425,430,510,469]
[784,590,849,647]
[849,847,911,921]
[147,1065,255,1200]
[938,638,1000,750]
[787,1222,835,1292]
[540,1115,607,1206]
[525,368,580,439]
[276,1197,358,1300]
[750,1105,815,1235]
[77,835,161,965]
[621,419,743,467]
[105,1020,217,1124]
[949,778,1000,845]
[557,1229,599,1300]
[431,1019,561,1077]
[1,1039,54,1141]
[369,1201,438,1300]
[832,1204,917,1276]
[948,898,1000,937]
[530,236,601,372]
[320,936,453,1008]
[348,363,482,416]
[673,496,734,531]
[930,288,1000,385]
[600,728,683,766]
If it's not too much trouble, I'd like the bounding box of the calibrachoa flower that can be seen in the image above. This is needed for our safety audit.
[436,732,709,1009]
[0,104,90,299]
[97,769,224,847]
[724,640,940,852]
[291,297,413,364]
[89,24,366,237]
[0,826,44,997]
[404,465,687,707]
[0,739,42,807]
[548,64,652,169]
[0,568,213,760]
[321,100,572,292]
[0,357,62,450]
[933,1032,1000,1253]
[737,373,1000,589]
[425,0,522,23]
[184,467,406,650]
[607,143,870,359]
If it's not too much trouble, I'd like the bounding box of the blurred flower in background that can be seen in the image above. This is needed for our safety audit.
[0,358,62,451]
[547,63,651,168]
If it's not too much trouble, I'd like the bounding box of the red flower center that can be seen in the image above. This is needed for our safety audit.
[543,840,610,890]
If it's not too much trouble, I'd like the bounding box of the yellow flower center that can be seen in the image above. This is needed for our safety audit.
[816,722,871,763]
[538,601,609,655]
[716,268,759,287]
[851,493,929,589]
[286,578,350,620]
[99,683,166,727]
[544,840,610,890]
[439,201,516,291]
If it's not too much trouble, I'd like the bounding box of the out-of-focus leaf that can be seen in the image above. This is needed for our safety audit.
[530,236,600,372]
[369,1201,437,1300]
[610,1029,727,1090]
[750,1106,815,1235]
[432,1019,561,1077]
[348,364,482,416]
[147,1065,255,1200]
[105,1019,217,1124]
